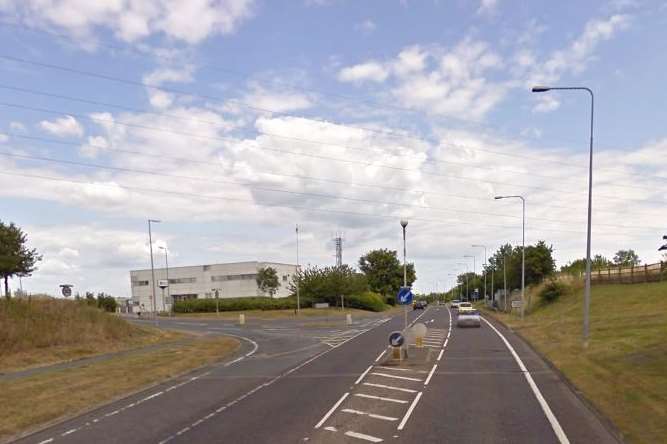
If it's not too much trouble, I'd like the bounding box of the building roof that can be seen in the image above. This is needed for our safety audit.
[130,260,297,273]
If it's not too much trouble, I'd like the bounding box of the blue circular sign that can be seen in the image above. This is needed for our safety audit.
[389,331,404,347]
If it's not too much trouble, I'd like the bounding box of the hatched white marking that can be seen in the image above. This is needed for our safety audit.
[362,382,417,393]
[397,392,423,430]
[371,372,422,382]
[344,431,384,442]
[314,392,349,428]
[354,393,408,404]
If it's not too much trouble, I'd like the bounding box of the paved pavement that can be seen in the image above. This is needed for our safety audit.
[14,306,620,444]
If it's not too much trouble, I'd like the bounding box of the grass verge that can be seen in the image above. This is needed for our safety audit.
[0,335,239,442]
[166,306,402,320]
[482,279,667,444]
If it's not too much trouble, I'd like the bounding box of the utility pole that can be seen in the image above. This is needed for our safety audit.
[147,219,161,325]
[472,245,487,301]
[400,219,408,330]
[296,225,300,315]
[159,246,170,315]
[503,254,508,312]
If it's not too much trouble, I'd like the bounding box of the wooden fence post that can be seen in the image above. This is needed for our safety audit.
[645,264,648,283]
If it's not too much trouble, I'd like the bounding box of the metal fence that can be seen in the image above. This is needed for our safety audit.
[590,262,666,284]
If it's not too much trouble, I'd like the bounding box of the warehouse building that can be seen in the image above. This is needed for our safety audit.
[130,261,298,312]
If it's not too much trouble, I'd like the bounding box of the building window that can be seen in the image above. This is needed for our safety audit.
[169,277,196,284]
[211,273,257,282]
[282,275,288,282]
[203,265,211,271]
[131,280,149,287]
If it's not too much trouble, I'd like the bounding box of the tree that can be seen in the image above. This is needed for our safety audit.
[288,264,369,306]
[561,254,611,275]
[256,266,280,297]
[358,249,416,298]
[0,221,42,299]
[613,249,641,267]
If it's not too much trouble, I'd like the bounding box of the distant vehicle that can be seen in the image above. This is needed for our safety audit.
[457,309,481,328]
[450,300,461,308]
[457,302,473,311]
[413,300,427,310]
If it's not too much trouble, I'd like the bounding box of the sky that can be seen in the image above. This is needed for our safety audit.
[0,0,666,297]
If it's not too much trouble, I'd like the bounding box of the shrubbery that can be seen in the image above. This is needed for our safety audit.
[344,292,386,312]
[539,280,568,303]
[174,297,296,313]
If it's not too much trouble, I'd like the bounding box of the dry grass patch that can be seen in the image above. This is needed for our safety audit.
[484,280,667,444]
[0,335,239,441]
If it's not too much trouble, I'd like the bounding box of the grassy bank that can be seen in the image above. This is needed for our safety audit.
[0,298,178,373]
[485,279,667,444]
[0,336,239,442]
[167,306,402,320]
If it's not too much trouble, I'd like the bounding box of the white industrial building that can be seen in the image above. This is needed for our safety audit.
[130,261,298,313]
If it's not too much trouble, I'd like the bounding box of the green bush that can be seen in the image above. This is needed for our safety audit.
[385,295,396,306]
[344,291,387,312]
[539,280,568,303]
[174,297,296,313]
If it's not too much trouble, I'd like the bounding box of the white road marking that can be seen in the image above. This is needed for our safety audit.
[375,365,423,373]
[315,393,350,428]
[442,339,448,348]
[397,392,423,431]
[374,349,387,362]
[437,349,445,361]
[424,364,438,386]
[371,372,422,382]
[482,317,570,444]
[355,365,373,384]
[342,409,398,421]
[354,393,408,404]
[345,430,384,442]
[362,382,417,393]
[324,426,338,432]
[61,428,78,436]
[37,439,54,444]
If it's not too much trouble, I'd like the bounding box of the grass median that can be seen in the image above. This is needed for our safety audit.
[0,335,239,442]
[482,279,667,444]
[167,306,404,320]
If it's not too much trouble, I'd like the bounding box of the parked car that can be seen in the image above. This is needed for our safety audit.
[457,309,481,328]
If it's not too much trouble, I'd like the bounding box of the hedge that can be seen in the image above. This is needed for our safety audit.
[174,297,296,313]
[343,292,387,312]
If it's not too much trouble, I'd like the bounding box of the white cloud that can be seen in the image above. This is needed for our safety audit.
[79,136,110,158]
[243,84,314,113]
[39,115,84,138]
[477,0,498,15]
[355,19,377,34]
[9,121,26,131]
[0,0,255,45]
[143,65,195,86]
[338,61,389,83]
[532,95,560,113]
[0,133,7,143]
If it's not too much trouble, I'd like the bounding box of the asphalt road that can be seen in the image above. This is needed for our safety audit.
[15,306,620,444]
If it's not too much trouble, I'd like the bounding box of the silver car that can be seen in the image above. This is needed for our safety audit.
[457,309,481,328]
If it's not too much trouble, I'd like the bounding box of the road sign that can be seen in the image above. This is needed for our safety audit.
[59,284,72,297]
[511,300,523,308]
[389,331,404,347]
[397,287,413,305]
[158,280,168,289]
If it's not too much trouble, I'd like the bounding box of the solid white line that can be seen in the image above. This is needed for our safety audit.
[397,392,423,430]
[324,426,338,432]
[442,339,449,348]
[437,349,445,361]
[374,349,387,362]
[424,364,438,386]
[314,392,349,428]
[481,317,570,444]
[355,365,373,384]
[344,430,384,442]
[341,408,398,421]
[375,365,420,373]
[371,372,422,382]
[354,393,408,404]
[362,382,417,393]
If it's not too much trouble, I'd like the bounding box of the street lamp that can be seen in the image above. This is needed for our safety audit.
[532,85,594,344]
[147,219,161,325]
[464,255,476,300]
[458,261,469,301]
[158,246,170,316]
[296,224,301,315]
[472,245,487,301]
[494,195,525,319]
[400,219,409,329]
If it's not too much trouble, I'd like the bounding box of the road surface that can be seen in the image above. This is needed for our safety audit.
[15,307,619,444]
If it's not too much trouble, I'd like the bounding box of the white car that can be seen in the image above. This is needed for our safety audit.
[450,299,461,308]
[457,302,473,311]
[457,309,481,328]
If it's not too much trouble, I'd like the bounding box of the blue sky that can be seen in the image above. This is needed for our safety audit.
[0,0,666,297]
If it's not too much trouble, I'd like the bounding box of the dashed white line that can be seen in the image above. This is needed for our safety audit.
[397,392,423,431]
[61,428,77,436]
[482,317,570,444]
[315,393,350,428]
[362,382,417,393]
[354,393,408,404]
[355,365,373,384]
[37,439,54,444]
[370,372,422,382]
[345,430,384,442]
[424,364,438,386]
[342,409,398,422]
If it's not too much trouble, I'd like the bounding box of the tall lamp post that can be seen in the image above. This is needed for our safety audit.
[400,219,409,329]
[464,255,475,300]
[494,195,525,319]
[296,224,300,315]
[147,219,161,325]
[457,261,469,301]
[158,246,170,315]
[472,244,487,301]
[532,85,594,344]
